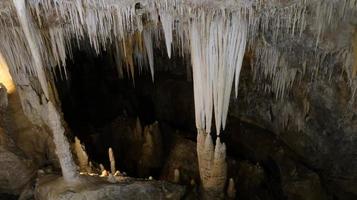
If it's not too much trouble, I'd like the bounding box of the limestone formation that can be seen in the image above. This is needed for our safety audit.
[197,130,227,199]
[139,121,163,176]
[74,137,90,173]
[47,102,78,182]
[0,91,36,195]
[227,178,236,199]
[0,0,356,199]
[108,147,116,175]
[173,169,180,183]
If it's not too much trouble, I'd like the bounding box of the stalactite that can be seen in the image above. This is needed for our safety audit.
[159,9,173,58]
[0,0,354,102]
[190,11,247,135]
[0,1,356,197]
[12,0,49,99]
[143,27,155,81]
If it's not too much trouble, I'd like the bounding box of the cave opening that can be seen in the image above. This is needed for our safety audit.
[54,39,194,178]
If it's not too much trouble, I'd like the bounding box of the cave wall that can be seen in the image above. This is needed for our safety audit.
[229,25,357,199]
[0,1,356,199]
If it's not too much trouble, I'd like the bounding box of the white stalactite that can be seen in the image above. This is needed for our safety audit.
[143,28,155,81]
[190,12,247,135]
[1,0,353,102]
[0,0,355,197]
[159,10,173,58]
[12,0,49,99]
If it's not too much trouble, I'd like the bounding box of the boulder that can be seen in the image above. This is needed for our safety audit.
[0,127,36,195]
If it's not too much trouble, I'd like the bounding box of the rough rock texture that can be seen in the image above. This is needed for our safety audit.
[226,121,330,200]
[0,126,36,195]
[35,175,186,200]
[0,84,8,108]
[6,92,59,168]
[0,87,36,195]
[231,43,357,200]
[161,133,199,185]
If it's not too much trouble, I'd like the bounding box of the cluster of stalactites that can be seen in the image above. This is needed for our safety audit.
[0,0,356,132]
[190,10,247,135]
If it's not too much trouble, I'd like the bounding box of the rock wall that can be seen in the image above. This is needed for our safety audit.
[230,23,357,200]
[0,86,36,196]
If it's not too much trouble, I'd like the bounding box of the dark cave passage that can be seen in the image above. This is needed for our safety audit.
[56,46,156,130]
[54,42,194,178]
[52,42,293,200]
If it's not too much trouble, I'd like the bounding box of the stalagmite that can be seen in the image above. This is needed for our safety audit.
[173,169,180,183]
[74,137,90,173]
[108,147,116,175]
[0,0,355,198]
[140,122,163,176]
[190,11,246,199]
[197,130,227,199]
[99,164,105,172]
[227,178,236,199]
[47,102,78,182]
[100,170,109,177]
[135,117,142,135]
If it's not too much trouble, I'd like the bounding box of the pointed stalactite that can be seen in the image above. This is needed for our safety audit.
[1,0,352,105]
[159,10,173,58]
[190,11,247,135]
[13,0,49,99]
[143,27,155,81]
